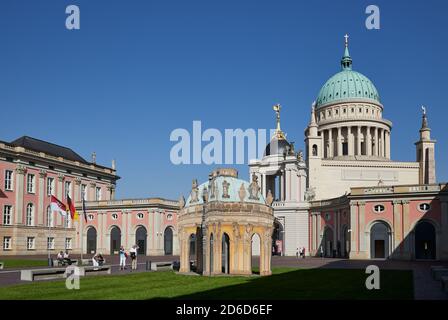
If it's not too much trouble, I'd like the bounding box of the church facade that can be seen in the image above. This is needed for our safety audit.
[249,36,447,260]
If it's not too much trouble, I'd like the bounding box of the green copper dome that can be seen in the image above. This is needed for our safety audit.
[315,40,380,108]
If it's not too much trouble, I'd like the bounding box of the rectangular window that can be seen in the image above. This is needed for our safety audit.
[65,238,72,250]
[3,205,12,225]
[81,184,87,201]
[95,187,101,201]
[4,170,13,190]
[47,237,55,250]
[27,237,35,250]
[64,181,71,199]
[27,174,35,193]
[47,177,54,196]
[3,237,11,250]
[46,207,54,227]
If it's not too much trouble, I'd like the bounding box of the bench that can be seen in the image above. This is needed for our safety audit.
[441,276,448,293]
[0,261,3,270]
[78,265,111,276]
[53,259,79,267]
[150,261,173,271]
[80,259,93,266]
[432,268,448,281]
[21,267,69,281]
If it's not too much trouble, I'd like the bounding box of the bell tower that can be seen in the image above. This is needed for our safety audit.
[415,106,436,184]
[305,102,322,196]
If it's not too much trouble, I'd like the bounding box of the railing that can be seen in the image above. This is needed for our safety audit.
[351,183,446,195]
[78,198,179,208]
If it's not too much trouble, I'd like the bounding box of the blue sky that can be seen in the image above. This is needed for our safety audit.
[1,0,447,200]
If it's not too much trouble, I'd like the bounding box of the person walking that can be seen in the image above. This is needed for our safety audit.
[296,247,299,260]
[301,247,306,259]
[119,245,127,270]
[130,245,138,271]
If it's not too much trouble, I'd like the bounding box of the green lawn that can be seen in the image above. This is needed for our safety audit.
[0,259,48,269]
[0,268,413,300]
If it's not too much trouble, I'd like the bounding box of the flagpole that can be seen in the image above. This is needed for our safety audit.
[47,196,51,265]
[80,201,84,261]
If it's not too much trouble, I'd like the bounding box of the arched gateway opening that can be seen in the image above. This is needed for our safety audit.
[110,226,121,255]
[370,222,391,259]
[323,227,334,257]
[86,227,97,254]
[136,226,147,255]
[164,227,173,255]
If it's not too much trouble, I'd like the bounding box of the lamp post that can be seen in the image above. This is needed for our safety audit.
[201,186,208,275]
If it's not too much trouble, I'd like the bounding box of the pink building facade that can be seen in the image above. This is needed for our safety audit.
[309,184,448,260]
[0,136,179,256]
[79,198,179,256]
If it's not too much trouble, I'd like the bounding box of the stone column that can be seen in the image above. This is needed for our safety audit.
[127,209,132,249]
[349,202,357,258]
[179,230,189,273]
[373,127,378,156]
[261,174,266,198]
[74,178,81,202]
[392,200,402,259]
[14,165,26,225]
[337,127,342,156]
[402,200,411,259]
[328,129,333,158]
[357,126,362,156]
[366,127,372,156]
[347,126,353,156]
[121,210,127,253]
[358,202,366,254]
[386,131,391,159]
[38,169,47,226]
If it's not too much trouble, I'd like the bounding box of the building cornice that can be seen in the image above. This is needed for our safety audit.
[0,141,119,181]
[76,198,179,211]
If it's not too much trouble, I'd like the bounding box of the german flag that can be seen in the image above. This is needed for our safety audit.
[67,195,79,221]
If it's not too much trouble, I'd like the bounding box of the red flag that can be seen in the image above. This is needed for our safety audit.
[67,195,78,221]
[50,195,67,217]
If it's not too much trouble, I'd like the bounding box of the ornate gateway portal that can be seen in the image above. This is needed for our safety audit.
[177,168,275,276]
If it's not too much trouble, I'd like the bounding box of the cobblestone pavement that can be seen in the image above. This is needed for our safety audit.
[0,255,446,299]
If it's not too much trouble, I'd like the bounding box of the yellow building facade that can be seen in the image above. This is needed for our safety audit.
[178,168,275,276]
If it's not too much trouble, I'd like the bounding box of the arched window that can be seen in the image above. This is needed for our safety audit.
[312,145,318,157]
[46,205,53,227]
[26,203,34,226]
